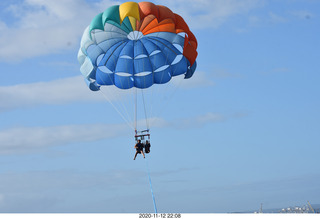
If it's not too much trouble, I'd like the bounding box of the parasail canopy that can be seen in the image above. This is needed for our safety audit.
[78,1,198,91]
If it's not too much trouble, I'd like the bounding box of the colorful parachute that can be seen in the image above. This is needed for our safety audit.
[78,1,198,91]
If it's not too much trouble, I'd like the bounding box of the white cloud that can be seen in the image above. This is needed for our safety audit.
[0,123,129,154]
[149,112,226,130]
[0,0,118,61]
[159,0,264,29]
[269,12,287,23]
[0,20,7,31]
[182,71,215,88]
[212,69,244,79]
[0,0,264,61]
[0,168,146,212]
[0,72,212,113]
[0,76,105,112]
[170,71,215,89]
[290,10,313,20]
[0,112,227,155]
[173,112,226,129]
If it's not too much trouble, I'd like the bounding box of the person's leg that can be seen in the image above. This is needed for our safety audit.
[141,150,145,158]
[134,151,138,160]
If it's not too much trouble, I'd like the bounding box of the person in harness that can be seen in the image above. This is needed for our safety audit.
[145,140,151,154]
[133,139,145,160]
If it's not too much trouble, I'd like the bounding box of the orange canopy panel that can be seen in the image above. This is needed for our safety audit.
[143,23,176,35]
[157,5,176,23]
[138,2,159,20]
[138,15,156,32]
[174,13,190,33]
[183,35,198,66]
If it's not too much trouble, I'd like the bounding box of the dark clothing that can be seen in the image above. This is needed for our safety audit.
[135,142,144,153]
[145,143,151,153]
[134,142,145,160]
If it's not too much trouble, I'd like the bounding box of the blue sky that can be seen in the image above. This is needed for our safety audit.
[0,0,320,213]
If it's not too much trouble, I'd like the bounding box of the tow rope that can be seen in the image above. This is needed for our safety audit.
[145,157,158,213]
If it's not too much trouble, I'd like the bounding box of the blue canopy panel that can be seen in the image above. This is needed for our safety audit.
[95,40,128,85]
[93,30,127,45]
[145,33,185,59]
[185,61,197,79]
[98,38,126,53]
[82,29,193,90]
[170,55,188,76]
[134,72,153,89]
[114,58,134,89]
[143,37,179,64]
[133,56,152,73]
[154,65,172,84]
[86,44,104,67]
[114,72,134,89]
[80,56,94,79]
[161,45,179,63]
[139,38,160,55]
[146,50,169,72]
[133,56,153,89]
[85,77,100,91]
[115,57,134,73]
[134,40,148,58]
[96,43,121,80]
[98,40,128,66]
[146,32,185,48]
[145,37,181,55]
[119,40,134,58]
[145,35,191,78]
[96,66,114,85]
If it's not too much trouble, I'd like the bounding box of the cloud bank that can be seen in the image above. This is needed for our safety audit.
[0,76,104,112]
[160,0,264,29]
[0,70,213,113]
[0,0,263,61]
[0,123,129,154]
[0,0,119,61]
[0,111,227,155]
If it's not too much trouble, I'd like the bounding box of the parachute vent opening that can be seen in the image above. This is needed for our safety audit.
[120,55,133,59]
[127,31,144,41]
[115,72,132,77]
[154,65,169,72]
[135,54,148,59]
[171,54,183,65]
[96,54,104,65]
[135,71,152,77]
[149,50,161,56]
[177,32,187,38]
[173,44,183,53]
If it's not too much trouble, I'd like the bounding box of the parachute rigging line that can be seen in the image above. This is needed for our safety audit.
[96,50,135,131]
[133,88,150,135]
[98,89,135,131]
[149,75,185,128]
[134,87,138,132]
[141,89,150,130]
[145,157,158,213]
